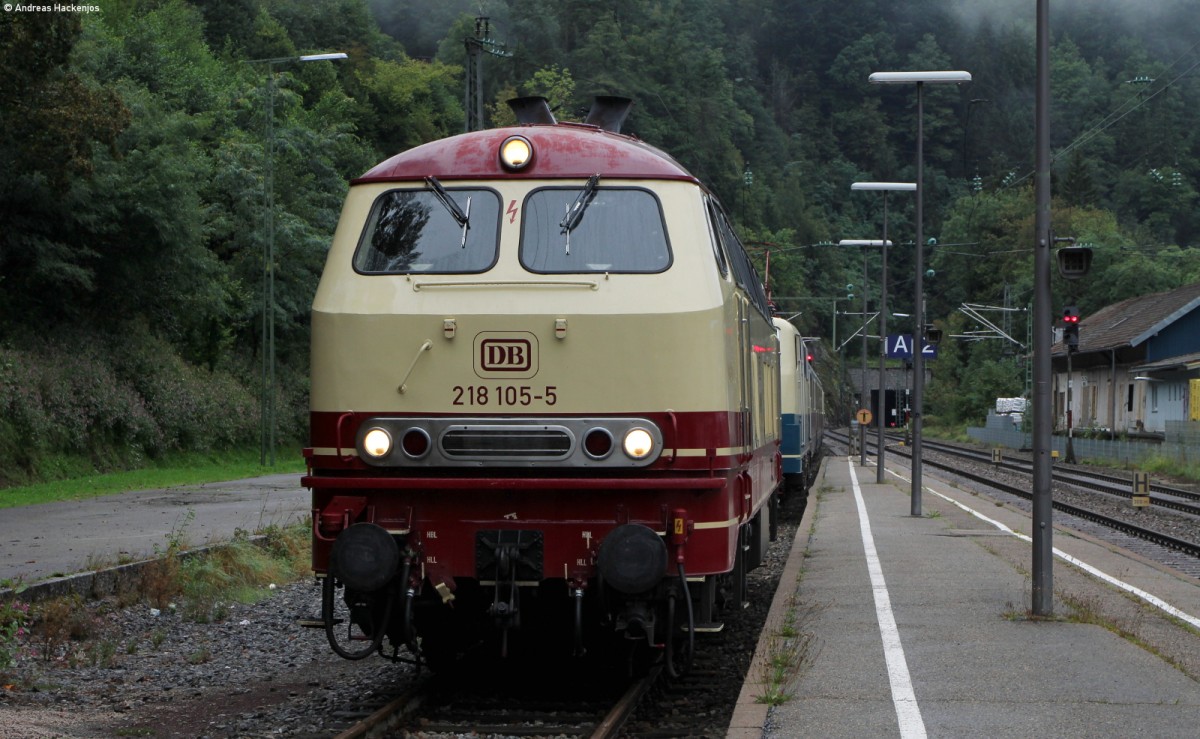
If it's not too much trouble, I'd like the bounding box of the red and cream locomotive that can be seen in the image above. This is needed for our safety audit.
[304,96,787,671]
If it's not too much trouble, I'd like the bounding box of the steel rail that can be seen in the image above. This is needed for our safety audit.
[826,431,1200,559]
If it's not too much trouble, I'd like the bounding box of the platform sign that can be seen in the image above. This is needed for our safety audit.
[1132,471,1150,507]
[856,408,873,426]
[886,334,938,359]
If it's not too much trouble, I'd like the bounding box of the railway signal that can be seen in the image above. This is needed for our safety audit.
[1062,305,1080,352]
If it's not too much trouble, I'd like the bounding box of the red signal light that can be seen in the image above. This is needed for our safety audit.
[805,353,814,362]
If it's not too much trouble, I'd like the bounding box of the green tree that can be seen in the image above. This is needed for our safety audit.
[0,11,130,326]
[353,55,462,156]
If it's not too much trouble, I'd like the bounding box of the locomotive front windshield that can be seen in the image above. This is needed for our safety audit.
[520,187,671,273]
[354,188,501,274]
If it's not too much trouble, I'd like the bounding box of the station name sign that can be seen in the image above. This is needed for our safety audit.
[885,334,938,359]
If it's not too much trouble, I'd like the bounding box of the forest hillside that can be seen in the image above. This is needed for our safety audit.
[1,0,1197,482]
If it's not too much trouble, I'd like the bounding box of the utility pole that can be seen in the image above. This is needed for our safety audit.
[464,16,511,132]
[1032,0,1054,616]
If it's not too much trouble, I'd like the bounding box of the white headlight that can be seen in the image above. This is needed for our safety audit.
[500,135,533,170]
[363,428,393,458]
[622,428,654,460]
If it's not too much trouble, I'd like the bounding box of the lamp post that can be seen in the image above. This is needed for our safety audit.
[851,182,915,484]
[869,69,972,515]
[839,240,889,469]
[250,52,348,466]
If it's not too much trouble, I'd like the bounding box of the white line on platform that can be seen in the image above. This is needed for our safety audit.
[889,468,1200,631]
[848,460,928,739]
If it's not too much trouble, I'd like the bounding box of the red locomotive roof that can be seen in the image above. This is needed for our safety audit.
[353,123,699,184]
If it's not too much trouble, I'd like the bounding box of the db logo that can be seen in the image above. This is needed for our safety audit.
[482,340,530,370]
[474,332,538,378]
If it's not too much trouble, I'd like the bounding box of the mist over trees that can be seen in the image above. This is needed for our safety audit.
[2,0,1198,479]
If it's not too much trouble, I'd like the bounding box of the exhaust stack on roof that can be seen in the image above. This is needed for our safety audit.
[507,96,557,125]
[584,95,633,133]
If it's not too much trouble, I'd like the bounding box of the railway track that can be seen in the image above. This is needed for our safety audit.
[911,435,1200,516]
[328,664,651,738]
[827,430,1200,568]
[322,616,761,738]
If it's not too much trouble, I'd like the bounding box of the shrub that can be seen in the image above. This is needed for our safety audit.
[0,324,262,484]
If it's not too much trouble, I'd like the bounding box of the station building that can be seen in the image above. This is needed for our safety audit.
[1051,281,1200,436]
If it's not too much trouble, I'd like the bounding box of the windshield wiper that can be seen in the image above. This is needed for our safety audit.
[425,176,472,248]
[559,173,600,255]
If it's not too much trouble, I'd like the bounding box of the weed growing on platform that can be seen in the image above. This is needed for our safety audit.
[755,594,823,706]
[1057,591,1188,670]
[754,485,826,706]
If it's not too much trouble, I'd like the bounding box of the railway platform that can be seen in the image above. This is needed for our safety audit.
[0,473,307,591]
[730,454,1200,738]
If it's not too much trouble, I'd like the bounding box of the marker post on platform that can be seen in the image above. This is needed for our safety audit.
[856,409,873,468]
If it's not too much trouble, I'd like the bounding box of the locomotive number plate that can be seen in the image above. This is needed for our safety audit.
[452,385,558,407]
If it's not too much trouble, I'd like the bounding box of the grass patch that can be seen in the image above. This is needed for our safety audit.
[921,422,973,444]
[1092,453,1200,485]
[0,447,306,509]
[177,525,311,622]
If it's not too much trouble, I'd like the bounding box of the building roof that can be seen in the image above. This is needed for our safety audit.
[1132,350,1200,373]
[1053,281,1200,358]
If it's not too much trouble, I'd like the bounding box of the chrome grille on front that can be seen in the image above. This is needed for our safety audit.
[441,425,572,459]
[354,417,662,468]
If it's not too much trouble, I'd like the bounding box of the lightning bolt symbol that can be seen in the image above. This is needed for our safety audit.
[506,199,519,224]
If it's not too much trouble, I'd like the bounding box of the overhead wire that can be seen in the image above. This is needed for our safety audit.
[1000,36,1200,191]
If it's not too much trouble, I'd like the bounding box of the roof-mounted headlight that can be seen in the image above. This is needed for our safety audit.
[500,135,533,170]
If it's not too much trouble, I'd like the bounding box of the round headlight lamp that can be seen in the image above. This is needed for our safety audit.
[499,135,533,170]
[362,428,393,459]
[622,428,655,460]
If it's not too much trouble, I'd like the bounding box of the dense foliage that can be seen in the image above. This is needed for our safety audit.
[2,0,1198,481]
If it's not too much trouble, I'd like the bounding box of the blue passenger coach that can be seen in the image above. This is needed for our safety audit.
[774,316,824,496]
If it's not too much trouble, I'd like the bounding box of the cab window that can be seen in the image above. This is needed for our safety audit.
[520,186,671,273]
[713,205,771,317]
[353,188,500,274]
[704,197,730,278]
